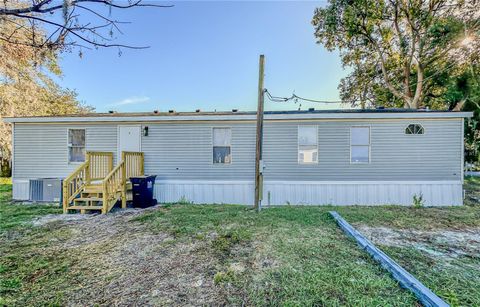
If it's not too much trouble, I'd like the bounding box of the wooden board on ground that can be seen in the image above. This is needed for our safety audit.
[329,211,449,307]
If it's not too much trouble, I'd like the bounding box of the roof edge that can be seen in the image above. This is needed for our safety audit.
[3,111,473,123]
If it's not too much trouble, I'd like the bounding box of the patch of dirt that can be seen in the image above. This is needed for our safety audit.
[31,213,92,226]
[356,225,480,261]
[27,207,234,306]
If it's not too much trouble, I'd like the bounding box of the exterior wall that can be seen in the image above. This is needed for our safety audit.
[142,118,462,181]
[263,119,462,181]
[142,123,255,180]
[12,118,464,206]
[13,123,118,199]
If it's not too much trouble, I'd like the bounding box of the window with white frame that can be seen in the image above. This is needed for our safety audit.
[298,125,318,164]
[68,129,86,163]
[213,128,231,164]
[350,127,370,163]
[405,124,424,135]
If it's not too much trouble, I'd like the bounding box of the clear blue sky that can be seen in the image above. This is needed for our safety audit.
[54,1,348,113]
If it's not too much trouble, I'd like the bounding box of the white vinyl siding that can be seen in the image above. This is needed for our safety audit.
[298,125,318,164]
[142,123,254,180]
[13,118,462,183]
[262,119,462,181]
[11,118,465,205]
[13,124,117,180]
[350,127,370,163]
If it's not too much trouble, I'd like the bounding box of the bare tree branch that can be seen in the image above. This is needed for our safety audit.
[0,0,172,15]
[0,0,173,51]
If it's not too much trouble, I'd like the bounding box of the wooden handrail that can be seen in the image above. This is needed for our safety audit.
[87,151,113,181]
[62,160,89,213]
[122,151,144,179]
[101,151,144,213]
[102,161,126,213]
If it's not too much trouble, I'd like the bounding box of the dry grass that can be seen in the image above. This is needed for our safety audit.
[1,202,416,306]
[1,207,233,306]
[2,178,480,306]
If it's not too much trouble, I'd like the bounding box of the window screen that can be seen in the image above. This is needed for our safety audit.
[68,129,85,162]
[350,127,370,163]
[213,128,231,164]
[298,126,318,163]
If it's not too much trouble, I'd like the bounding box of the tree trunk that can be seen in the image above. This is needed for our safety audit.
[1,159,11,177]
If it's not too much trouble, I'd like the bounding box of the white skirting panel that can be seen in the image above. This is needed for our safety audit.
[153,180,463,207]
[154,180,255,205]
[12,179,30,200]
[263,181,463,206]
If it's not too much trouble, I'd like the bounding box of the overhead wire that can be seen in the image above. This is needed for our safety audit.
[264,89,347,104]
[264,55,467,108]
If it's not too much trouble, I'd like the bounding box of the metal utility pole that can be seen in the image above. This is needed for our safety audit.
[254,55,265,212]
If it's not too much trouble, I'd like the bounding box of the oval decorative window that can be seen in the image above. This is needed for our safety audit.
[405,124,424,135]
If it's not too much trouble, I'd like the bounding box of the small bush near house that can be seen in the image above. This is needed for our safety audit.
[412,193,425,208]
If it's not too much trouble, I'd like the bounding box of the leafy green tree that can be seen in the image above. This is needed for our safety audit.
[312,0,479,109]
[458,64,480,164]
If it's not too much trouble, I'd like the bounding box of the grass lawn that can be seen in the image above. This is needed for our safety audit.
[0,178,479,306]
[0,178,61,235]
[464,175,480,206]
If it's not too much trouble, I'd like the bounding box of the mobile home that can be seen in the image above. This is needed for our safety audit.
[4,109,472,209]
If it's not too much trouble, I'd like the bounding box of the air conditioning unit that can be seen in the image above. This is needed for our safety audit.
[29,178,63,203]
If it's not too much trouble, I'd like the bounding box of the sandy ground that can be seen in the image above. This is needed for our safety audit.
[28,207,239,306]
[356,225,480,261]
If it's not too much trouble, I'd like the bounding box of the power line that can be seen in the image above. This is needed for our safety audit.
[264,59,464,107]
[406,60,460,91]
[264,89,348,104]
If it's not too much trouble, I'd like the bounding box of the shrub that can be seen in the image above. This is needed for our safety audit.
[412,193,425,208]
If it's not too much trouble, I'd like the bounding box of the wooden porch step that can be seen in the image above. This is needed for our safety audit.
[81,193,101,198]
[84,184,103,193]
[74,197,103,202]
[67,205,103,210]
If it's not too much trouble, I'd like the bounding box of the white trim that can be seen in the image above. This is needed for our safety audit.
[117,125,142,159]
[264,180,462,185]
[297,125,319,164]
[11,123,15,180]
[156,180,251,184]
[3,112,473,123]
[350,126,371,164]
[154,179,462,185]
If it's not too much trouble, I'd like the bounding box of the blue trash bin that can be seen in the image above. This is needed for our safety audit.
[130,175,157,208]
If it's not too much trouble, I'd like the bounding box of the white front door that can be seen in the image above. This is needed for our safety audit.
[118,126,141,158]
